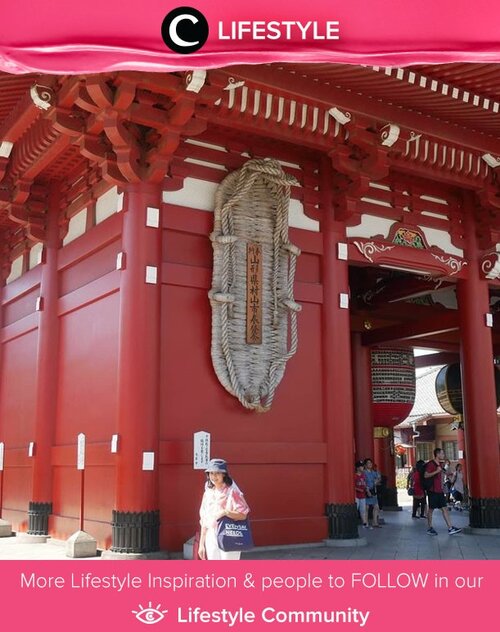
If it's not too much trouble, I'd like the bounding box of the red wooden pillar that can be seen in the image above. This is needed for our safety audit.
[371,434,385,513]
[0,277,4,520]
[372,436,384,474]
[28,185,61,536]
[351,332,374,462]
[383,437,396,492]
[321,158,358,539]
[456,193,500,528]
[374,430,399,509]
[409,450,416,468]
[112,181,162,553]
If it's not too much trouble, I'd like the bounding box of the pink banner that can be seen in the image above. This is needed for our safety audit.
[2,0,500,73]
[0,560,495,630]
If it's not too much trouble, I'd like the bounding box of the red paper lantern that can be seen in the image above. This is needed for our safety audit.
[371,347,416,427]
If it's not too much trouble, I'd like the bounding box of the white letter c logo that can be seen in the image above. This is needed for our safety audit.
[169,14,200,47]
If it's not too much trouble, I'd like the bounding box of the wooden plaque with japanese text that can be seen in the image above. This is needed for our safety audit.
[246,243,262,344]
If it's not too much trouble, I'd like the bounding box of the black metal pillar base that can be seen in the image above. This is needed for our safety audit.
[325,503,359,539]
[380,487,402,511]
[110,510,160,553]
[27,502,52,535]
[469,497,500,529]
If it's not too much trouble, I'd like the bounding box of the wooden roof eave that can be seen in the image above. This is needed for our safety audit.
[216,65,500,158]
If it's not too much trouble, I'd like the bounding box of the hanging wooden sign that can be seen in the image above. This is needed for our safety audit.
[246,243,262,345]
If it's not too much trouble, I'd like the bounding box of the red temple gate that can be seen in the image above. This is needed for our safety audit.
[0,65,499,553]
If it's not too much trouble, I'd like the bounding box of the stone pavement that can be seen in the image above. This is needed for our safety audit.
[244,498,500,561]
[0,492,498,560]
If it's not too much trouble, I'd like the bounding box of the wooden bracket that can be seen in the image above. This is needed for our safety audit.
[331,125,391,181]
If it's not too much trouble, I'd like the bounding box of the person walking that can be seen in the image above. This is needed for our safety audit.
[363,458,381,528]
[443,459,453,505]
[424,448,462,536]
[198,458,250,560]
[373,463,385,511]
[355,461,369,528]
[407,465,416,495]
[408,460,427,519]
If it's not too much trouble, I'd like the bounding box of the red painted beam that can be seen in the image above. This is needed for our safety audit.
[414,352,460,368]
[408,339,460,353]
[354,301,453,325]
[205,109,331,153]
[361,310,459,346]
[359,276,453,307]
[219,66,500,157]
[390,158,488,190]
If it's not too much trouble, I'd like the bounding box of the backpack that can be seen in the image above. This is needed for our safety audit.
[422,461,434,492]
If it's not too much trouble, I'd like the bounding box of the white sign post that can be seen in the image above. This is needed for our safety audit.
[65,432,97,558]
[77,433,86,470]
[0,442,5,526]
[142,452,155,471]
[193,431,211,470]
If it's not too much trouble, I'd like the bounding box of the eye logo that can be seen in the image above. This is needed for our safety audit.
[161,7,209,54]
[132,602,168,625]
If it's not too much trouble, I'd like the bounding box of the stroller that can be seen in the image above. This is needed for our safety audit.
[451,486,469,512]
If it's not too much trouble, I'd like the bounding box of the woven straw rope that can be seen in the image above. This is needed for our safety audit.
[209,158,301,412]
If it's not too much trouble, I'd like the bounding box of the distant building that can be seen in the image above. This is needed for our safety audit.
[396,365,500,468]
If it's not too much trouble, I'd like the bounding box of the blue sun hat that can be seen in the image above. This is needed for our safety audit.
[205,458,228,473]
